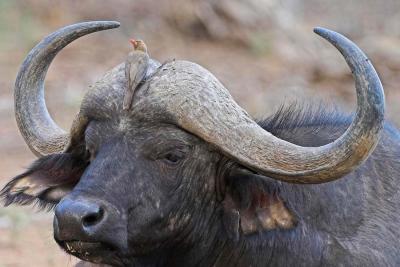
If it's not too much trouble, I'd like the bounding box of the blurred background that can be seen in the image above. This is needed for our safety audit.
[0,0,400,266]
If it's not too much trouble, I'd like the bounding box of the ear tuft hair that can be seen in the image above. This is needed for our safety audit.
[1,153,88,211]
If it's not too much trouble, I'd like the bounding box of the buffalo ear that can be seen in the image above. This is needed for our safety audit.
[221,168,297,239]
[0,153,88,210]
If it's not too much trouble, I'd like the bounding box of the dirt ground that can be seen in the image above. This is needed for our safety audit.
[1,1,400,266]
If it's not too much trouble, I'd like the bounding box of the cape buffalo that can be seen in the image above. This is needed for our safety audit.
[1,21,399,267]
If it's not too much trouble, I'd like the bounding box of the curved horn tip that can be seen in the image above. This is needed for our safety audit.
[314,27,352,46]
[313,27,354,50]
[313,27,342,42]
[84,20,121,29]
[98,20,121,28]
[313,27,331,36]
[314,27,346,46]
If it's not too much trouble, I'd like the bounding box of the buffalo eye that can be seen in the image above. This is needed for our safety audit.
[85,145,97,162]
[162,151,185,165]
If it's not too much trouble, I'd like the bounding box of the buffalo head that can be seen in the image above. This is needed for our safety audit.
[1,21,385,266]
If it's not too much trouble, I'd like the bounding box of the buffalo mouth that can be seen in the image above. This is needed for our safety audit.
[57,240,117,262]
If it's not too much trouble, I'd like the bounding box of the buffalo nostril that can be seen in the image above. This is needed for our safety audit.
[54,198,112,242]
[82,206,104,227]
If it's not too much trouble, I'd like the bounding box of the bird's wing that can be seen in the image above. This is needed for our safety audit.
[123,55,135,110]
[123,52,149,110]
[132,53,150,88]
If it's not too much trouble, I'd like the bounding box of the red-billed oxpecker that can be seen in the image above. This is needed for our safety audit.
[123,39,149,110]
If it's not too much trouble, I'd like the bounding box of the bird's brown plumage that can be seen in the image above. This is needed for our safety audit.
[123,39,149,110]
